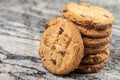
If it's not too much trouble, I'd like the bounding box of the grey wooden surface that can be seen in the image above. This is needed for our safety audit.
[0,0,120,80]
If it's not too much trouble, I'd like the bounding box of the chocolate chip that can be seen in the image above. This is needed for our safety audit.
[58,51,66,57]
[103,15,109,18]
[45,24,49,29]
[85,66,88,69]
[43,59,46,61]
[59,27,64,34]
[63,10,68,13]
[51,46,56,51]
[51,59,56,65]
[84,21,91,27]
[93,57,98,63]
[80,15,86,18]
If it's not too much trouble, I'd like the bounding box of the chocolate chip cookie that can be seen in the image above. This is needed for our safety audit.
[77,61,106,73]
[83,34,112,48]
[85,44,108,54]
[62,2,114,30]
[39,18,84,74]
[78,26,112,38]
[81,48,110,64]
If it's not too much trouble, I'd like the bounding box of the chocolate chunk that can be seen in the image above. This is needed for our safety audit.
[59,27,64,34]
[85,66,88,69]
[58,51,66,57]
[93,57,98,63]
[51,46,56,51]
[43,58,46,61]
[51,59,56,65]
[80,15,86,18]
[63,10,68,13]
[45,24,49,29]
[84,21,91,27]
[103,15,109,18]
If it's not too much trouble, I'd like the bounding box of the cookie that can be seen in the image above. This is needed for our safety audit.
[81,48,110,64]
[77,61,106,73]
[85,44,108,54]
[39,18,84,74]
[83,34,112,48]
[62,3,114,30]
[78,26,112,38]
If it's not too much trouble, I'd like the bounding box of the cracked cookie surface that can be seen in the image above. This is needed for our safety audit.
[39,18,84,74]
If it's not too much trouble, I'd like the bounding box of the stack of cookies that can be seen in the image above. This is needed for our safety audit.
[39,2,114,74]
[62,3,114,73]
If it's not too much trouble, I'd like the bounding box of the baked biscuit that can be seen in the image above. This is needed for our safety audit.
[85,44,108,54]
[78,26,112,38]
[62,2,114,30]
[81,48,110,64]
[39,18,84,74]
[83,35,112,48]
[77,61,106,73]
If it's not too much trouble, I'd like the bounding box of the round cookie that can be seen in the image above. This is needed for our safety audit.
[83,34,112,48]
[85,44,109,54]
[81,48,110,64]
[78,26,112,38]
[77,61,106,73]
[62,3,114,30]
[39,18,84,74]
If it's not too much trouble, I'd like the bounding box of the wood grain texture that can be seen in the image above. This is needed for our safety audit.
[0,0,120,80]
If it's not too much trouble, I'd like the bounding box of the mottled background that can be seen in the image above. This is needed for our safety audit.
[0,0,120,80]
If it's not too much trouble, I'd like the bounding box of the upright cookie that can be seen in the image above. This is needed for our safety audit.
[78,26,112,38]
[62,3,114,30]
[39,18,84,74]
[81,48,110,64]
[85,44,108,54]
[83,34,112,48]
[77,61,106,73]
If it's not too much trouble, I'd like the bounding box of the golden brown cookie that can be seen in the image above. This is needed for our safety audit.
[83,34,112,48]
[39,18,84,74]
[77,61,106,73]
[62,3,114,30]
[85,44,108,54]
[81,48,110,64]
[78,26,112,38]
